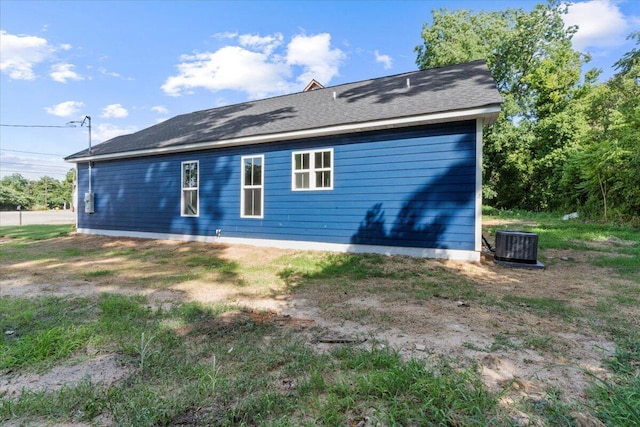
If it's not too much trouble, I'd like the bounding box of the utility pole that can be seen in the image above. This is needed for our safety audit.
[67,115,93,213]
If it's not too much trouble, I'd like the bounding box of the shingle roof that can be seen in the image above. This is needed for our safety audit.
[66,60,502,161]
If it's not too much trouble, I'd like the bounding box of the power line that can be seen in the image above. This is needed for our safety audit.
[1,161,70,170]
[0,124,76,128]
[1,148,67,157]
[0,168,68,177]
[1,160,69,167]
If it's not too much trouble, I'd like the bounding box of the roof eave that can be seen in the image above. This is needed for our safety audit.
[65,104,501,163]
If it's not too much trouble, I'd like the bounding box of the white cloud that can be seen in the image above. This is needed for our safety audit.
[60,43,72,51]
[0,30,53,80]
[50,63,83,83]
[162,46,290,98]
[239,33,283,55]
[162,32,344,98]
[92,123,137,143]
[374,50,393,69]
[93,67,132,81]
[564,0,633,51]
[0,152,69,180]
[100,104,128,118]
[213,31,239,40]
[151,105,169,115]
[98,67,121,78]
[44,101,84,117]
[286,33,345,85]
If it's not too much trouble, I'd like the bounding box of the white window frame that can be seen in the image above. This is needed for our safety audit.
[241,155,264,218]
[181,160,199,217]
[291,148,334,191]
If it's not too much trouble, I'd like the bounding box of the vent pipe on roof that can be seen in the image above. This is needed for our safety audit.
[333,91,337,100]
[407,78,411,89]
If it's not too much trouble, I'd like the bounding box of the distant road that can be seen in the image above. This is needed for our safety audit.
[0,210,76,226]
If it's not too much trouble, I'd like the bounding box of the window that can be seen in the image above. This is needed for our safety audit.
[181,161,199,216]
[241,155,264,218]
[292,148,333,191]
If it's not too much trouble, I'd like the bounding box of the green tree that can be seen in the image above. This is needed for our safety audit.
[0,172,75,211]
[614,31,639,78]
[563,33,640,222]
[60,169,76,210]
[33,176,63,209]
[0,174,35,210]
[415,1,592,210]
[0,186,31,210]
[1,173,30,192]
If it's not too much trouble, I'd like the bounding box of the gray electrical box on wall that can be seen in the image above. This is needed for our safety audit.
[84,192,95,214]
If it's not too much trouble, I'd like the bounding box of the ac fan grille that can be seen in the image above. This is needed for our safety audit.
[494,231,538,264]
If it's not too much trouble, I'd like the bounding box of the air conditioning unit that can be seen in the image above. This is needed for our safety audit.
[494,230,544,268]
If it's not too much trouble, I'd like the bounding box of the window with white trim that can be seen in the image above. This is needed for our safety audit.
[241,155,264,218]
[292,148,333,191]
[181,161,199,216]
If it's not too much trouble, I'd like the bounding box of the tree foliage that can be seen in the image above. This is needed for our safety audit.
[563,33,640,221]
[0,174,34,210]
[416,0,592,211]
[416,2,638,222]
[0,171,75,211]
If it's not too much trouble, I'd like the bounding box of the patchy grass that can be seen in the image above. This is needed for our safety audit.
[501,295,578,321]
[593,255,640,282]
[300,254,486,304]
[0,224,75,240]
[1,296,507,425]
[0,297,95,370]
[587,331,640,426]
[1,214,639,425]
[84,269,115,278]
[522,333,556,352]
[483,208,640,252]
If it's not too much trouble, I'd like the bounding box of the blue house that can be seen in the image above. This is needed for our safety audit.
[65,60,502,261]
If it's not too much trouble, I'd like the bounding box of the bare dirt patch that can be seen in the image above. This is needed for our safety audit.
[1,235,292,311]
[1,230,637,415]
[0,354,131,398]
[287,264,617,405]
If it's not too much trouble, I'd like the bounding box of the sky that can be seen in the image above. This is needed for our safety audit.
[1,0,639,181]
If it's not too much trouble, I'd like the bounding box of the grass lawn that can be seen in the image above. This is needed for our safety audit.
[1,213,638,426]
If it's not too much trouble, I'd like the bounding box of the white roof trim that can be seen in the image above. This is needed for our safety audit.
[66,105,501,163]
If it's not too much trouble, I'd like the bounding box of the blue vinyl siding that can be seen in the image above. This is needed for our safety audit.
[77,121,477,250]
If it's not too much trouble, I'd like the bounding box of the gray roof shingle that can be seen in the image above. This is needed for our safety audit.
[66,60,502,160]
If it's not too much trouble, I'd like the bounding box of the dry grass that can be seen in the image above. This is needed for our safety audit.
[1,219,639,425]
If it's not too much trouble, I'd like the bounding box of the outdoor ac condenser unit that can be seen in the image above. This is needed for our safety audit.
[494,230,543,268]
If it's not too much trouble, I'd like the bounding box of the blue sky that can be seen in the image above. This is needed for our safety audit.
[1,0,638,181]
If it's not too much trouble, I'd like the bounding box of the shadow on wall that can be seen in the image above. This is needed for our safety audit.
[80,154,234,240]
[172,155,234,238]
[351,160,474,249]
